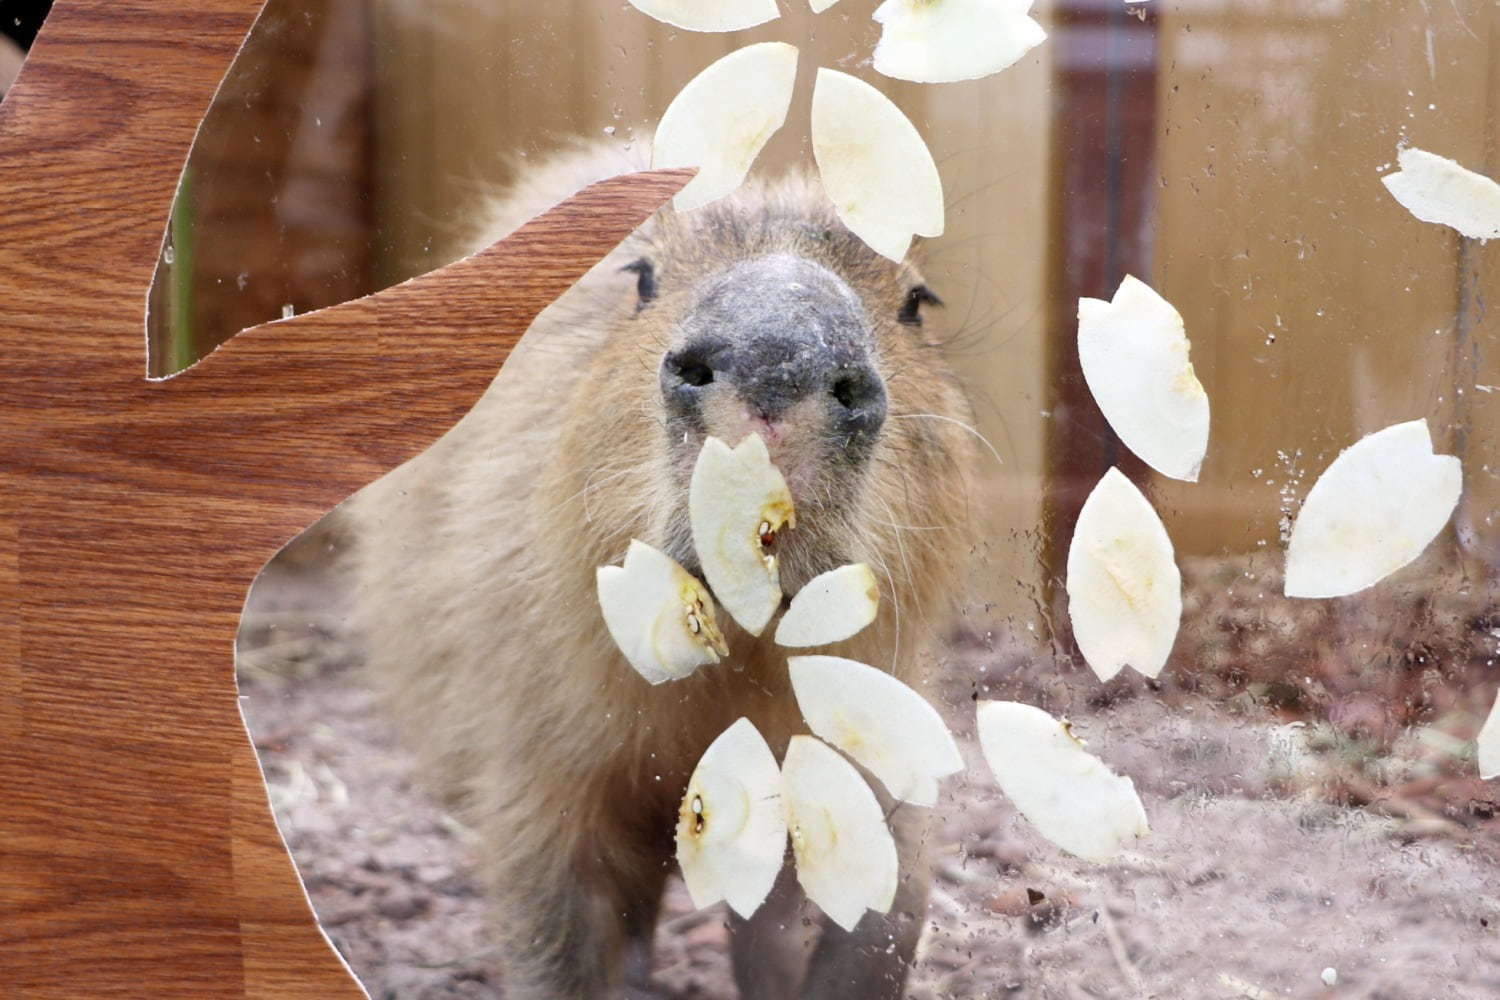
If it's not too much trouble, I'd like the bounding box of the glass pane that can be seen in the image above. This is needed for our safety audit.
[147,0,375,376]
[223,1,1500,997]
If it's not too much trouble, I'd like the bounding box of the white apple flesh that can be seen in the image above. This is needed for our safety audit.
[626,0,780,33]
[781,734,899,932]
[872,0,1047,84]
[1066,467,1182,682]
[689,434,796,636]
[1381,147,1500,241]
[597,539,729,684]
[1283,419,1461,599]
[653,42,800,212]
[676,718,789,918]
[788,655,962,806]
[774,563,880,647]
[1478,691,1500,781]
[1078,275,1209,483]
[976,700,1149,863]
[810,67,944,262]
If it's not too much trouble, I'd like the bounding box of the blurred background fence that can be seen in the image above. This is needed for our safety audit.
[144,0,1499,612]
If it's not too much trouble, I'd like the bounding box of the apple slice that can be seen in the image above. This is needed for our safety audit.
[872,0,1047,84]
[1066,468,1181,682]
[689,434,796,636]
[625,0,780,33]
[774,564,880,647]
[976,700,1149,863]
[1381,147,1500,241]
[1078,275,1209,482]
[781,735,899,932]
[1478,692,1500,781]
[677,718,788,918]
[1283,419,1461,599]
[653,42,799,212]
[788,655,961,806]
[810,67,944,262]
[597,539,729,684]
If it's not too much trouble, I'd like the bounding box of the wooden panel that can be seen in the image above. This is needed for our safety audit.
[0,1,691,995]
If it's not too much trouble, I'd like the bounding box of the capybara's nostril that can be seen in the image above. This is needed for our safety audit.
[662,342,722,392]
[661,340,727,427]
[674,354,714,388]
[832,370,877,411]
[830,365,887,438]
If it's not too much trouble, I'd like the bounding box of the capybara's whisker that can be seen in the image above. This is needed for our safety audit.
[892,411,1004,469]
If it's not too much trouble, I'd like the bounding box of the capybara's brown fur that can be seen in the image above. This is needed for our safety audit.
[347,143,978,999]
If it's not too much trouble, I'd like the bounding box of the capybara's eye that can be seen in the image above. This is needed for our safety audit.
[898,284,941,326]
[622,257,658,307]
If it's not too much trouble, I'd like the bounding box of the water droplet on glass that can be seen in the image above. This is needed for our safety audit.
[162,245,175,265]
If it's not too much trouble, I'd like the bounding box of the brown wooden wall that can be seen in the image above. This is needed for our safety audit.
[157,0,1500,602]
[1040,0,1160,612]
[136,0,1059,608]
[1151,0,1500,562]
[364,0,1500,585]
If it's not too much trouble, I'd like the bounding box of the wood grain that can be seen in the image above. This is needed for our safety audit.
[0,3,691,996]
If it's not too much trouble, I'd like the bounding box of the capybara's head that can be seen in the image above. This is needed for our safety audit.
[556,173,976,621]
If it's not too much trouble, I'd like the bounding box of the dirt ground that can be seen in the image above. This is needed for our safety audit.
[238,551,1500,1000]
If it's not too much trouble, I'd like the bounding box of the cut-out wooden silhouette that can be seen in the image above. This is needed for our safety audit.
[0,3,691,995]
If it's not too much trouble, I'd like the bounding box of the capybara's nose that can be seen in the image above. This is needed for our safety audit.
[661,253,888,444]
[728,331,887,440]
